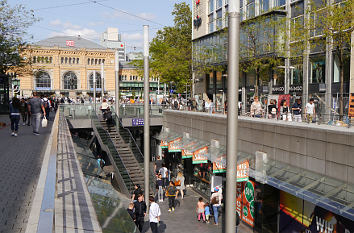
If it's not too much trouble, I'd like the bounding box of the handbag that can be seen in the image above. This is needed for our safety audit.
[42,116,48,128]
[175,180,181,186]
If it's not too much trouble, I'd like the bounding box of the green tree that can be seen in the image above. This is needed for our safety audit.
[0,0,38,75]
[240,13,287,96]
[132,2,192,93]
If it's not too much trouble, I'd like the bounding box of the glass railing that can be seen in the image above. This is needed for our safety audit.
[72,135,138,233]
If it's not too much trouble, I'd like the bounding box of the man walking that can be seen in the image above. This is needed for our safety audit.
[166,181,177,212]
[149,196,161,233]
[292,98,302,122]
[305,98,316,123]
[28,92,46,135]
[134,193,147,232]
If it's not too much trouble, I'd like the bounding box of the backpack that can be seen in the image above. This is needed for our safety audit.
[174,101,178,109]
[44,101,49,108]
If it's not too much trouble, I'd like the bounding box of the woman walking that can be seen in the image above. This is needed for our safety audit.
[9,97,21,137]
[175,171,185,199]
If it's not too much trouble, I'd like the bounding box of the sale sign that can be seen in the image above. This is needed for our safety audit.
[242,180,255,227]
[192,146,208,164]
[160,140,168,149]
[213,155,226,173]
[182,141,196,159]
[168,137,182,152]
[237,160,249,182]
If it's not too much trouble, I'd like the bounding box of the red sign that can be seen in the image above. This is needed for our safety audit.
[192,146,208,164]
[66,40,75,47]
[237,160,249,182]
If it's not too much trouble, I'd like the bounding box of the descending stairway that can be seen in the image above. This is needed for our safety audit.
[99,119,145,190]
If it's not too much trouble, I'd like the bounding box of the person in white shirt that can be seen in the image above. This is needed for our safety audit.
[149,196,161,233]
[305,98,316,123]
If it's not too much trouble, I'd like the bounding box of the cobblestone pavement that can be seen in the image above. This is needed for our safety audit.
[142,188,252,233]
[0,114,53,233]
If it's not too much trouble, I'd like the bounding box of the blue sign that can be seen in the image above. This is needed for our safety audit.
[132,118,144,126]
[170,89,174,94]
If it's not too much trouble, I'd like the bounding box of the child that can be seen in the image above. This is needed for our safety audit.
[156,174,164,202]
[205,202,210,223]
[196,197,206,222]
[127,202,136,223]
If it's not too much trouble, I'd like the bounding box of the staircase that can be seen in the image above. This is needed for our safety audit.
[99,120,145,190]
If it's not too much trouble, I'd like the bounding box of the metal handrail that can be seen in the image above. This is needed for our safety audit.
[91,113,134,196]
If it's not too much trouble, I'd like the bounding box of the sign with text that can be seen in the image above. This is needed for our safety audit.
[132,118,144,126]
[237,160,249,182]
[212,155,226,173]
[160,140,168,149]
[242,180,255,227]
[66,40,75,47]
[182,142,196,159]
[192,146,208,164]
[168,137,182,152]
[349,93,354,117]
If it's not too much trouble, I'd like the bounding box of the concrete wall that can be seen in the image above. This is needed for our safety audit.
[163,110,354,184]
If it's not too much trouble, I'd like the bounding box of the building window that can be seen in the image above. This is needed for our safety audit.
[216,0,222,9]
[102,59,105,64]
[310,58,325,84]
[209,0,214,13]
[247,0,255,19]
[33,56,36,63]
[89,72,102,89]
[69,58,72,64]
[77,58,79,64]
[216,9,223,29]
[49,57,53,63]
[65,57,68,64]
[87,58,90,65]
[35,71,51,90]
[63,71,78,90]
[261,0,269,13]
[275,0,286,7]
[209,14,214,33]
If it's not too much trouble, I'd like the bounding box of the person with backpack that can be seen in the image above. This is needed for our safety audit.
[9,97,21,137]
[134,193,147,232]
[43,97,51,120]
[166,181,177,212]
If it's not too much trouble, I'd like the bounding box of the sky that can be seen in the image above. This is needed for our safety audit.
[8,0,189,53]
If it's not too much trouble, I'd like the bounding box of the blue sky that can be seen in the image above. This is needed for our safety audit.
[8,0,189,52]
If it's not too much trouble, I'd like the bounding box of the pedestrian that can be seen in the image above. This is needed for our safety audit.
[210,187,223,225]
[166,181,177,212]
[28,92,46,135]
[159,164,169,188]
[43,97,51,120]
[305,98,316,123]
[292,98,302,122]
[134,193,147,232]
[175,171,185,199]
[196,197,206,222]
[19,98,27,126]
[205,202,211,223]
[149,196,161,233]
[154,155,163,175]
[26,98,31,126]
[156,174,164,202]
[280,100,289,121]
[9,97,21,137]
[127,202,136,223]
[131,184,143,202]
[251,96,263,118]
[268,99,277,119]
[100,99,109,119]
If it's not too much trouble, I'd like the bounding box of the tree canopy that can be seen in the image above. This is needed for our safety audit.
[0,0,37,75]
[132,2,192,92]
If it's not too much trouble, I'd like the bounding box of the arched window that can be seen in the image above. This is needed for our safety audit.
[89,72,102,89]
[61,57,64,64]
[91,59,94,65]
[98,59,101,64]
[63,71,78,90]
[77,58,79,64]
[33,56,36,63]
[65,57,68,64]
[35,71,51,90]
[87,58,90,65]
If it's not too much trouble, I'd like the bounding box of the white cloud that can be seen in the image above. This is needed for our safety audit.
[49,19,62,26]
[137,12,156,21]
[122,33,143,41]
[62,22,81,30]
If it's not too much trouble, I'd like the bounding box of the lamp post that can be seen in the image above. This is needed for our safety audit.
[115,50,120,118]
[101,62,104,101]
[143,25,150,212]
[226,0,240,232]
[93,71,96,112]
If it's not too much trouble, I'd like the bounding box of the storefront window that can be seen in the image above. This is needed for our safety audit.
[310,58,325,84]
[291,63,303,85]
[216,72,223,90]
[35,71,51,90]
[333,54,350,83]
[207,72,214,92]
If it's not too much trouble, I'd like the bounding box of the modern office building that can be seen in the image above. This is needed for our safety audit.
[192,0,353,118]
[100,27,126,62]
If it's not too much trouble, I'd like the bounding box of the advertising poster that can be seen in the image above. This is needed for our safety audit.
[160,140,168,149]
[168,137,182,152]
[279,191,354,233]
[242,180,255,227]
[192,146,208,164]
[237,160,249,182]
[277,94,291,111]
[236,182,243,216]
[182,142,196,159]
[212,155,226,173]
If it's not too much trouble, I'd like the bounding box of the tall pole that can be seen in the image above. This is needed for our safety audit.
[101,62,104,101]
[226,0,240,232]
[115,50,120,117]
[93,71,96,112]
[143,25,150,211]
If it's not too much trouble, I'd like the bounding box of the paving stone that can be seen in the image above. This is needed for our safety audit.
[0,114,53,233]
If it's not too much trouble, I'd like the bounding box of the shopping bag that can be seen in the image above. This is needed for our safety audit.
[42,117,48,128]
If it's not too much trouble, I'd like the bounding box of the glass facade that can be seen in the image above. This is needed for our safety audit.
[209,0,214,13]
[63,71,78,90]
[89,72,102,89]
[310,57,325,84]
